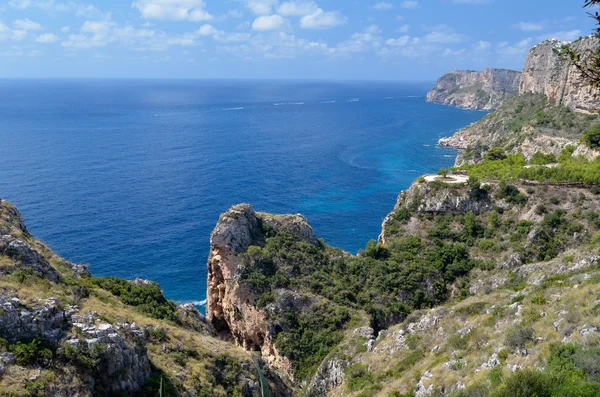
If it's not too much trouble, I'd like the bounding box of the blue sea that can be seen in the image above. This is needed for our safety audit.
[0,79,486,307]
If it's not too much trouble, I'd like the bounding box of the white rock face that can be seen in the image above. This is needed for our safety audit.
[519,37,600,113]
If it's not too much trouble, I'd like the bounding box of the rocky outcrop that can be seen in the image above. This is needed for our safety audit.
[0,296,78,344]
[399,179,491,214]
[206,204,318,377]
[67,312,152,393]
[427,69,521,110]
[519,37,600,113]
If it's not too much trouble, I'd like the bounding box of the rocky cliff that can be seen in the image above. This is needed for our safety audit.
[206,204,320,378]
[519,36,600,113]
[427,68,521,110]
[0,199,292,396]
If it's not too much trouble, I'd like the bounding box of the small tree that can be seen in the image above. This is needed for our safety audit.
[486,148,507,161]
[582,124,600,149]
[438,168,448,178]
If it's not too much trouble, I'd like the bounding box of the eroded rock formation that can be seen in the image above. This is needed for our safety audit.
[206,204,318,378]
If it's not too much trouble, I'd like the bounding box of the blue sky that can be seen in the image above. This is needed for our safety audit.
[0,0,594,79]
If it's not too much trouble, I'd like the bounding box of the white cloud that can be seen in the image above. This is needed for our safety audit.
[14,18,43,30]
[133,0,213,21]
[252,14,285,31]
[81,20,113,35]
[396,25,410,33]
[513,21,543,31]
[247,0,278,15]
[473,40,491,50]
[300,9,345,29]
[400,1,418,9]
[278,1,318,17]
[386,35,411,47]
[333,26,383,57]
[36,33,59,43]
[373,2,393,10]
[424,31,465,43]
[443,48,465,56]
[196,24,218,36]
[61,19,199,50]
[61,26,70,33]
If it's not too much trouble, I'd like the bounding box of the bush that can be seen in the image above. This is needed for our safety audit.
[582,124,600,149]
[362,240,390,260]
[532,152,557,165]
[505,326,534,350]
[487,148,507,161]
[12,338,53,367]
[490,370,553,397]
[495,182,527,205]
[346,364,376,392]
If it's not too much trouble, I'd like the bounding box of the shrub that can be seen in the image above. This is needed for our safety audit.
[468,177,489,200]
[490,370,553,397]
[363,240,390,260]
[12,338,53,367]
[582,124,600,149]
[346,364,376,392]
[72,285,90,304]
[495,182,527,205]
[531,152,557,165]
[505,326,534,350]
[487,148,507,161]
[488,365,504,387]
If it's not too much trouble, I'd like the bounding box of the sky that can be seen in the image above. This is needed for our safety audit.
[0,0,595,80]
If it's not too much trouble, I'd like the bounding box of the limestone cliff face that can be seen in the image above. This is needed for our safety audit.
[427,68,521,110]
[519,37,600,113]
[206,204,318,378]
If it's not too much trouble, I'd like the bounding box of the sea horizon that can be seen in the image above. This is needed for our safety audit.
[0,79,486,307]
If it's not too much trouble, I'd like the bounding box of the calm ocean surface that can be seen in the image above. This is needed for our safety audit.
[0,79,486,306]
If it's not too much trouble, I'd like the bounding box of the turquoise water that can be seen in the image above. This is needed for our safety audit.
[0,79,486,306]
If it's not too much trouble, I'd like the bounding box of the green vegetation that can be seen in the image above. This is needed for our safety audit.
[12,338,53,367]
[460,150,600,186]
[93,277,178,322]
[451,344,600,397]
[240,212,483,379]
[583,124,600,149]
